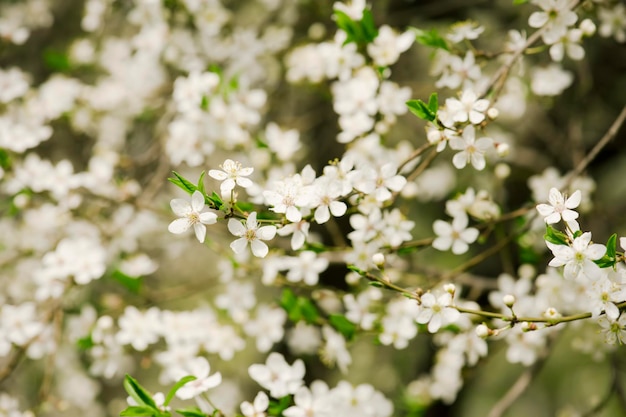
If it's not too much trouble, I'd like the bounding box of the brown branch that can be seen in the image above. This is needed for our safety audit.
[564,105,626,187]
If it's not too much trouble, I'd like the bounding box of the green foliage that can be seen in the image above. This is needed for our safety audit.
[406,93,439,122]
[168,171,223,209]
[175,408,208,417]
[543,225,569,246]
[333,9,378,45]
[279,288,320,324]
[329,314,357,341]
[595,233,616,268]
[111,270,143,294]
[0,149,11,170]
[268,396,292,416]
[120,406,161,417]
[164,376,197,407]
[76,334,94,350]
[168,171,197,194]
[43,49,71,72]
[302,241,329,254]
[124,375,157,409]
[513,0,529,4]
[409,27,449,51]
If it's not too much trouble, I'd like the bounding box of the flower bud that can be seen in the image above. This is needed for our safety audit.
[503,294,516,307]
[580,19,596,36]
[544,307,561,319]
[495,142,510,157]
[494,163,511,179]
[443,283,456,295]
[372,252,386,268]
[476,324,491,338]
[487,107,499,120]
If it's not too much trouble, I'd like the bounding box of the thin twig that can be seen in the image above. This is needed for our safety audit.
[486,333,555,417]
[563,105,626,187]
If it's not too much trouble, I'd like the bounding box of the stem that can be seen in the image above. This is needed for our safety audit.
[486,332,555,417]
[358,269,626,326]
[564,105,626,187]
[397,142,433,174]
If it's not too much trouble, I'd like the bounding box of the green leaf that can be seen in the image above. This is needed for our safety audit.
[120,406,158,417]
[44,49,71,72]
[513,0,528,4]
[406,99,436,122]
[0,148,11,170]
[168,171,197,194]
[111,270,142,294]
[280,288,298,311]
[369,281,384,288]
[302,241,329,254]
[409,27,449,51]
[544,225,569,246]
[329,314,357,341]
[207,191,223,209]
[334,10,361,44]
[346,265,366,275]
[164,376,196,406]
[175,408,208,417]
[268,396,292,416]
[606,233,617,260]
[427,92,439,113]
[197,171,206,195]
[360,9,379,42]
[594,234,616,269]
[123,374,157,409]
[298,297,320,324]
[279,289,319,324]
[76,334,94,350]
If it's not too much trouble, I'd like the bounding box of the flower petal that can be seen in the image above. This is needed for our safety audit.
[168,218,190,234]
[191,190,205,212]
[250,239,269,258]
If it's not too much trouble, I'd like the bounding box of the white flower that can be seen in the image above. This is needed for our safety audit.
[241,391,269,417]
[265,123,301,161]
[416,292,461,333]
[445,90,490,125]
[228,212,277,258]
[311,177,347,224]
[243,305,287,352]
[447,20,484,43]
[528,0,578,44]
[536,187,581,224]
[598,4,626,43]
[531,64,573,96]
[366,25,414,67]
[168,190,218,243]
[283,385,332,417]
[432,215,479,255]
[449,125,493,170]
[263,174,312,222]
[248,352,305,398]
[352,163,406,202]
[333,0,366,20]
[209,159,254,195]
[173,357,222,400]
[0,303,43,347]
[285,251,329,286]
[115,306,161,352]
[597,313,626,345]
[547,232,606,281]
[320,326,352,373]
[549,28,585,61]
